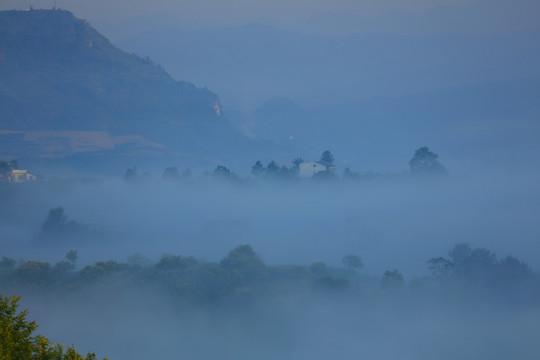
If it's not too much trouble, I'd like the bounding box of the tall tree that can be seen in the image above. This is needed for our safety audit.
[42,206,67,232]
[266,160,280,176]
[409,146,447,175]
[251,161,265,177]
[320,150,334,165]
[381,269,405,288]
[291,158,304,170]
[0,160,9,175]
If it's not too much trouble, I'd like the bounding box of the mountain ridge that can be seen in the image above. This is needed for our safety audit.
[118,20,540,111]
[0,9,250,169]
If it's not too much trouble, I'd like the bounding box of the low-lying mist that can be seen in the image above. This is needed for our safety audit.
[18,280,540,360]
[1,171,540,359]
[1,171,539,275]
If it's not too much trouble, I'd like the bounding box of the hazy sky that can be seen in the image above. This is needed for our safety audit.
[3,0,477,23]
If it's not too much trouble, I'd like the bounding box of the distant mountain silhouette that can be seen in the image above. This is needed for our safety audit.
[117,18,540,111]
[231,78,540,173]
[0,9,248,167]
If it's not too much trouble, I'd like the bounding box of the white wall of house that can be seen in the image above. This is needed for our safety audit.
[8,170,36,183]
[299,162,329,178]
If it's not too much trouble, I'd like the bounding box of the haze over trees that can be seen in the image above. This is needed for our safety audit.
[1,2,540,360]
[409,146,447,175]
[2,165,540,359]
[35,207,107,245]
[1,240,538,360]
[1,243,536,303]
[137,146,447,182]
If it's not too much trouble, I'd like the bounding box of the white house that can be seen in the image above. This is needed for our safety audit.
[299,161,336,178]
[8,170,36,183]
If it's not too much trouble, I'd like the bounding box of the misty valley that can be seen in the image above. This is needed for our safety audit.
[1,3,540,360]
[2,164,540,360]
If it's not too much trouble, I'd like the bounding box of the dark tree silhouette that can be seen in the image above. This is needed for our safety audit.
[291,158,304,170]
[381,269,405,288]
[266,160,280,176]
[342,254,364,270]
[251,160,265,177]
[220,245,267,283]
[214,165,234,178]
[320,150,334,165]
[409,147,447,175]
[42,206,67,232]
[0,160,9,175]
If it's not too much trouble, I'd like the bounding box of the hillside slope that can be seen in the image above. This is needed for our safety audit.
[0,9,245,167]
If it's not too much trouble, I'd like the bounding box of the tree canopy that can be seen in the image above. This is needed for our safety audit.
[342,254,364,270]
[42,207,68,232]
[251,161,265,177]
[0,160,9,175]
[0,294,107,360]
[409,146,447,175]
[320,150,334,165]
[291,158,304,170]
[381,269,405,288]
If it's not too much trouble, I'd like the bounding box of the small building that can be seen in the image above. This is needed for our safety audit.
[8,170,37,183]
[299,161,336,178]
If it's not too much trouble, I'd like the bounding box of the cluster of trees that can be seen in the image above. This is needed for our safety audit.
[0,294,106,359]
[0,250,78,286]
[0,243,535,359]
[246,147,445,180]
[1,243,537,305]
[428,243,534,289]
[34,207,107,245]
[0,245,367,303]
[125,146,447,184]
[249,151,336,179]
[123,166,152,183]
[250,158,302,179]
[148,151,335,184]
